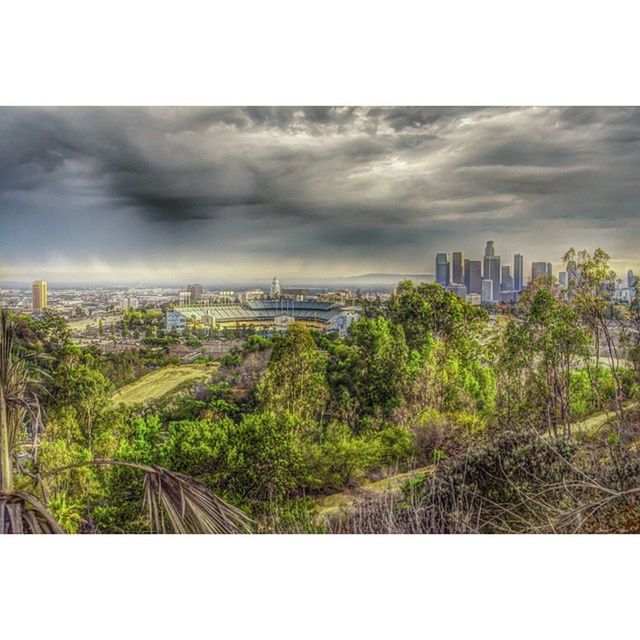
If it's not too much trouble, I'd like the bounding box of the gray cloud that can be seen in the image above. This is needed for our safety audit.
[1,106,639,283]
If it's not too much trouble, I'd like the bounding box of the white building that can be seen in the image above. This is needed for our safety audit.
[270,277,281,298]
[481,279,494,304]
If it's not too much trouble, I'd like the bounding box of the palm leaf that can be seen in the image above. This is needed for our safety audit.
[0,491,64,534]
[142,466,252,534]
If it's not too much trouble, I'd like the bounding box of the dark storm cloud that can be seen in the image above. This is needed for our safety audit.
[1,106,639,281]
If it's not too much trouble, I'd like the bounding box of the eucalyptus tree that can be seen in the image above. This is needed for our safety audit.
[563,248,626,424]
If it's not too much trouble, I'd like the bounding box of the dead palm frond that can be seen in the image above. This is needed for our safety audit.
[0,491,64,534]
[41,459,253,534]
[143,465,252,534]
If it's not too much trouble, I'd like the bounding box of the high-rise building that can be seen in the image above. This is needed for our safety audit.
[514,254,524,292]
[628,269,636,288]
[270,277,281,298]
[484,240,495,257]
[567,260,578,287]
[32,280,47,314]
[187,284,204,302]
[481,279,494,304]
[452,251,464,285]
[531,262,552,281]
[464,259,482,294]
[447,283,467,298]
[558,272,568,288]
[546,262,553,278]
[484,255,501,301]
[435,253,450,287]
[500,266,514,291]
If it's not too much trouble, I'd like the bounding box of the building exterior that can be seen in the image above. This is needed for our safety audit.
[531,262,552,281]
[435,253,450,287]
[567,260,579,286]
[179,291,192,306]
[118,296,139,311]
[464,259,482,294]
[270,277,281,298]
[447,283,467,298]
[32,280,47,314]
[238,289,265,303]
[558,271,568,288]
[166,299,360,337]
[484,255,501,301]
[514,254,524,292]
[628,269,636,288]
[481,279,493,304]
[452,251,464,285]
[466,293,481,306]
[500,265,514,291]
[485,240,495,257]
[187,284,204,302]
[500,290,518,303]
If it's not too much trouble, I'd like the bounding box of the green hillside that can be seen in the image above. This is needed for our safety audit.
[112,364,216,406]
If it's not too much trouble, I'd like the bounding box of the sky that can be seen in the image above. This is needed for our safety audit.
[1,106,639,285]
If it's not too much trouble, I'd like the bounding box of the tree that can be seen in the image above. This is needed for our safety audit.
[388,280,487,351]
[564,248,626,425]
[496,284,590,436]
[345,316,410,420]
[257,324,329,422]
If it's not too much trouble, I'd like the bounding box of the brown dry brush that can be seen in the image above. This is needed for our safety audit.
[328,428,640,534]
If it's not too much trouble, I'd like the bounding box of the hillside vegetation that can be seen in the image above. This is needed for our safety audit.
[112,364,217,406]
[2,248,640,534]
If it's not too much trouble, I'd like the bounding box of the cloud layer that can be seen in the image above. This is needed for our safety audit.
[1,106,639,283]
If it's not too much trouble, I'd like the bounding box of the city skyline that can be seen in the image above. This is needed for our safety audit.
[1,106,639,284]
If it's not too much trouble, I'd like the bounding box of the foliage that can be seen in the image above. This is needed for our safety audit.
[257,324,329,421]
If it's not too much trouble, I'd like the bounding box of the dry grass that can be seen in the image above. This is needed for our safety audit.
[112,364,217,406]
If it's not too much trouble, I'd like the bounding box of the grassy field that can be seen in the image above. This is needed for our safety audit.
[112,364,217,406]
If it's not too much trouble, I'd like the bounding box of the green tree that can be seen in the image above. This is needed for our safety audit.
[346,316,410,420]
[564,248,626,424]
[257,324,329,422]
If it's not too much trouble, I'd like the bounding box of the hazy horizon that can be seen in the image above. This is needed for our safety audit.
[2,106,639,284]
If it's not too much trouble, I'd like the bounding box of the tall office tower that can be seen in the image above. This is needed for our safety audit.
[32,280,47,314]
[546,262,553,278]
[514,254,524,292]
[484,240,495,257]
[500,266,514,291]
[558,272,568,288]
[567,260,578,286]
[481,279,493,304]
[187,283,204,302]
[270,277,281,298]
[464,259,482,294]
[452,251,464,285]
[628,269,636,288]
[531,261,551,281]
[179,291,191,306]
[435,253,450,287]
[484,255,501,301]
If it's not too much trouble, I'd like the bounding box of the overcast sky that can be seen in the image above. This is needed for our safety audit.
[1,106,638,285]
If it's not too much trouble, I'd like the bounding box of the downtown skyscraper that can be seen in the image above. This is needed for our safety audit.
[514,254,524,292]
[435,253,450,286]
[452,251,464,285]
